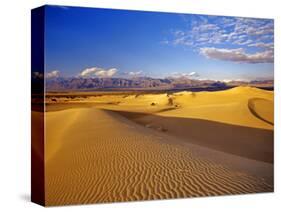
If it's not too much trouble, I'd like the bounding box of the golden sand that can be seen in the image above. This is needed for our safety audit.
[39,87,273,206]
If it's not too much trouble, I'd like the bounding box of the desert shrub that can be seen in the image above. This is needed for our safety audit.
[168,97,174,106]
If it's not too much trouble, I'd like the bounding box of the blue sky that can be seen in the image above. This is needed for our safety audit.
[45,5,274,81]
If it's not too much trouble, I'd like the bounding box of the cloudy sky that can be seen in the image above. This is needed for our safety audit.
[45,6,274,81]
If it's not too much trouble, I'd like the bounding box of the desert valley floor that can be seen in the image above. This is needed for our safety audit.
[32,86,274,206]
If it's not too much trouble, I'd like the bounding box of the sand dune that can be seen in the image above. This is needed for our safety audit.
[113,111,273,163]
[53,86,273,129]
[45,106,273,206]
[42,87,274,206]
[157,87,274,130]
[31,112,44,160]
[31,111,45,204]
[248,98,274,125]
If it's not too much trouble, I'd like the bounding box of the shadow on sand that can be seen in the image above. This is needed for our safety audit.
[112,110,273,164]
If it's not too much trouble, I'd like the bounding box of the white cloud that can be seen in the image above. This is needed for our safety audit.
[200,47,273,64]
[188,72,199,77]
[222,78,250,82]
[168,16,274,64]
[168,71,199,78]
[233,39,253,45]
[32,72,44,79]
[193,23,219,32]
[46,70,60,79]
[79,67,118,78]
[245,22,274,36]
[221,79,232,83]
[128,71,143,77]
[258,34,273,41]
[248,42,273,49]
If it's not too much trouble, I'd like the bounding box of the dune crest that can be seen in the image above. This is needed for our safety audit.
[248,98,274,125]
[157,87,274,130]
[114,110,273,163]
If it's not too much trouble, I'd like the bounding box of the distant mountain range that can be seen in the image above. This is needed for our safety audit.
[42,77,273,91]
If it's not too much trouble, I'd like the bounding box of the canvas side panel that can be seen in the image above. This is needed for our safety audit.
[31,6,45,206]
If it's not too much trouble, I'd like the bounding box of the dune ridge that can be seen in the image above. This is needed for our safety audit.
[45,107,273,206]
[248,98,274,125]
[47,86,273,129]
[114,111,273,163]
[157,87,274,130]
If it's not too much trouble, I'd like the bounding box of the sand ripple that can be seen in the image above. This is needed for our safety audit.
[45,108,272,206]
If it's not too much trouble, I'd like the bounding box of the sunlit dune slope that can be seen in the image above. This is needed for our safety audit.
[248,98,274,125]
[83,86,273,130]
[45,107,272,206]
[161,86,273,130]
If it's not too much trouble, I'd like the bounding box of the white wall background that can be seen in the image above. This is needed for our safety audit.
[0,0,279,211]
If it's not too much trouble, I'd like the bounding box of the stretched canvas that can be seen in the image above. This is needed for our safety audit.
[31,5,274,206]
